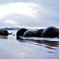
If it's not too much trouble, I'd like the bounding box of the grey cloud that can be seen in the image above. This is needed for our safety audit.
[1,13,59,27]
[0,0,41,4]
[0,0,59,28]
[1,14,39,26]
[0,0,59,5]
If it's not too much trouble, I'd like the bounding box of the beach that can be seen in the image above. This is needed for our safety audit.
[0,30,59,59]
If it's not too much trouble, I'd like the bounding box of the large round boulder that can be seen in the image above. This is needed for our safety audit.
[23,30,35,37]
[35,29,44,37]
[0,30,4,35]
[2,29,8,36]
[41,26,59,37]
[16,28,28,37]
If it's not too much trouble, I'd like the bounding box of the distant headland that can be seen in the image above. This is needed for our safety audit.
[2,27,19,30]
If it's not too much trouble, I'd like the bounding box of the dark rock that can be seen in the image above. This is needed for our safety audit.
[0,30,4,35]
[16,28,28,37]
[23,30,35,37]
[41,26,59,37]
[35,29,44,37]
[2,29,8,36]
[0,29,8,36]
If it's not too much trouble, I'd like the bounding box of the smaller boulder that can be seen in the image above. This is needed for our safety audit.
[23,30,35,37]
[35,29,44,37]
[2,29,8,36]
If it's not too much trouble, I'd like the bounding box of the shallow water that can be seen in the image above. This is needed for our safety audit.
[0,30,59,59]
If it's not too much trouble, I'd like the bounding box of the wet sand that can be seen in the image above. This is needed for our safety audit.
[0,30,59,59]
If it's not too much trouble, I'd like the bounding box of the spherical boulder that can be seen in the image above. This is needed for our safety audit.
[16,28,28,37]
[41,26,59,37]
[23,30,35,37]
[0,30,4,35]
[2,29,8,36]
[35,29,44,37]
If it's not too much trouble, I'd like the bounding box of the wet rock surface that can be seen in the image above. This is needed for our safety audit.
[23,30,36,37]
[41,27,59,37]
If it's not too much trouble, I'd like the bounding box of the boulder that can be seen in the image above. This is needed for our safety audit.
[41,26,59,37]
[35,29,44,37]
[16,28,27,37]
[23,30,35,37]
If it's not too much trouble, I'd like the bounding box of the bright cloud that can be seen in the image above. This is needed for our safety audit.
[0,2,37,18]
[0,0,59,28]
[4,20,19,27]
[2,13,59,29]
[4,20,19,25]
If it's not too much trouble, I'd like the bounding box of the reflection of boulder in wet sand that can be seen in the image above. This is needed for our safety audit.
[23,30,35,37]
[35,29,44,37]
[0,35,8,39]
[17,38,59,49]
[41,26,59,37]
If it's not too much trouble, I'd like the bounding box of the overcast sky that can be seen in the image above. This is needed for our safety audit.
[0,0,59,29]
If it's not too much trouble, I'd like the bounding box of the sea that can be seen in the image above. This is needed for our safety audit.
[0,30,59,59]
